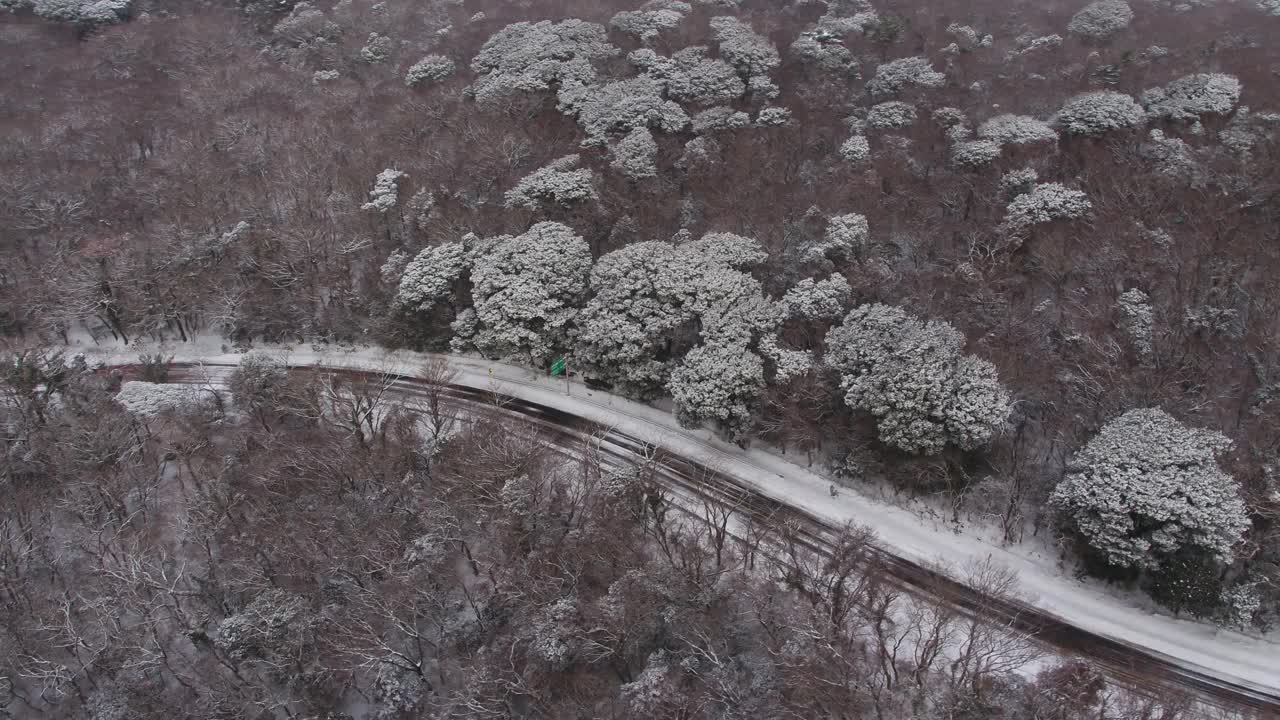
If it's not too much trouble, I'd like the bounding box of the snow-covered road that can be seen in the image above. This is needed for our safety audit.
[71,337,1279,703]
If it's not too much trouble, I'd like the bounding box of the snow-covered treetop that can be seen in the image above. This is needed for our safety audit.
[1117,287,1154,357]
[692,106,752,133]
[808,212,869,264]
[708,16,781,77]
[790,31,860,76]
[867,56,946,97]
[610,8,684,41]
[630,46,745,106]
[784,274,851,320]
[505,155,598,209]
[1056,90,1145,136]
[1050,408,1248,570]
[1141,73,1242,122]
[999,182,1092,237]
[470,20,619,106]
[563,76,690,146]
[463,222,593,364]
[272,2,338,45]
[668,336,765,439]
[610,127,659,180]
[1067,0,1134,40]
[824,304,1011,454]
[977,114,1059,146]
[29,0,130,26]
[394,242,468,312]
[950,139,1002,168]
[362,169,407,213]
[115,381,209,418]
[866,101,917,130]
[406,55,456,87]
[840,134,871,165]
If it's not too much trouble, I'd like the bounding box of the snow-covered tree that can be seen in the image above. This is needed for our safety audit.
[610,127,659,180]
[462,222,592,364]
[405,54,456,87]
[272,2,338,45]
[999,167,1039,199]
[362,169,407,213]
[998,182,1092,238]
[610,8,684,40]
[669,336,765,439]
[692,106,751,133]
[946,22,993,50]
[470,20,618,106]
[630,46,745,106]
[824,304,1011,454]
[976,114,1059,146]
[866,101,917,130]
[505,155,597,209]
[839,135,871,165]
[1117,287,1153,357]
[708,15,781,77]
[1141,73,1242,122]
[359,32,394,63]
[563,76,689,146]
[114,381,208,418]
[755,106,793,126]
[783,275,851,320]
[950,139,1002,168]
[866,56,946,97]
[1067,0,1134,40]
[213,589,316,662]
[31,0,129,26]
[759,334,813,382]
[789,31,859,75]
[1050,408,1249,570]
[1141,129,1204,186]
[806,213,868,264]
[1056,90,1145,136]
[394,242,468,312]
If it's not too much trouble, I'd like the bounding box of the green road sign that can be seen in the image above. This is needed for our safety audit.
[550,356,567,375]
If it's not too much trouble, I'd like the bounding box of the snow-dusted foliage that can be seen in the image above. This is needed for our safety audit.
[469,20,618,106]
[1141,73,1242,122]
[708,16,781,77]
[669,337,765,438]
[824,304,1011,454]
[1056,90,1145,136]
[114,381,207,418]
[809,212,869,263]
[1117,288,1154,357]
[755,106,793,126]
[866,101,917,130]
[359,32,394,63]
[1008,33,1064,61]
[610,8,684,41]
[692,106,751,133]
[1141,129,1204,186]
[361,169,407,213]
[31,0,129,25]
[272,2,337,44]
[976,114,1059,146]
[405,54,456,87]
[999,182,1092,237]
[373,663,425,716]
[760,334,813,382]
[866,56,946,97]
[213,589,314,661]
[999,167,1039,198]
[313,69,340,83]
[564,76,689,146]
[945,22,993,50]
[950,139,1002,168]
[394,242,468,312]
[784,275,851,320]
[1050,408,1248,570]
[630,46,745,106]
[610,127,659,179]
[462,222,592,363]
[1067,0,1134,40]
[504,155,597,209]
[839,135,871,165]
[789,30,860,76]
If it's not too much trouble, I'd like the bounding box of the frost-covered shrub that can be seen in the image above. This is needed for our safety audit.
[824,304,1011,454]
[633,46,745,105]
[789,31,859,75]
[505,155,597,209]
[809,213,868,263]
[1056,90,1145,136]
[784,275,851,320]
[866,101,917,130]
[566,76,689,145]
[405,55,456,87]
[867,56,946,97]
[1050,408,1248,570]
[839,135,871,165]
[610,127,658,179]
[998,182,1092,237]
[669,337,765,439]
[977,114,1058,146]
[1141,73,1241,122]
[755,106,793,126]
[1067,0,1134,40]
[950,139,1001,168]
[610,8,683,40]
[463,222,592,363]
[394,242,468,312]
[708,16,781,77]
[692,106,751,133]
[1117,288,1154,356]
[362,169,407,213]
[470,20,618,107]
[359,32,394,63]
[114,382,206,418]
[31,0,129,25]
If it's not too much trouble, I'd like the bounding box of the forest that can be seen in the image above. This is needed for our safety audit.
[1,0,1279,716]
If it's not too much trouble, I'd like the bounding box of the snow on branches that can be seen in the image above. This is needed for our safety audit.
[808,213,869,264]
[1141,73,1241,122]
[1056,90,1145,136]
[460,222,593,364]
[610,127,659,180]
[824,304,1011,454]
[610,8,684,41]
[629,46,745,106]
[562,76,689,146]
[783,275,851,320]
[668,337,765,440]
[505,155,598,209]
[361,169,407,213]
[394,242,468,312]
[1067,0,1134,40]
[405,55,456,87]
[976,114,1059,147]
[114,381,212,418]
[998,182,1092,239]
[1050,408,1248,570]
[709,16,781,78]
[30,0,130,25]
[866,56,946,98]
[866,101,917,130]
[470,20,618,107]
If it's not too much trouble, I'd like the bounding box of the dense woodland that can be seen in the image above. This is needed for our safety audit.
[2,0,1280,714]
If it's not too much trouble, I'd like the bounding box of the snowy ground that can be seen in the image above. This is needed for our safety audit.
[57,332,1280,694]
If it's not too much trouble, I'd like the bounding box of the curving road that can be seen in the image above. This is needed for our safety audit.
[97,351,1280,715]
